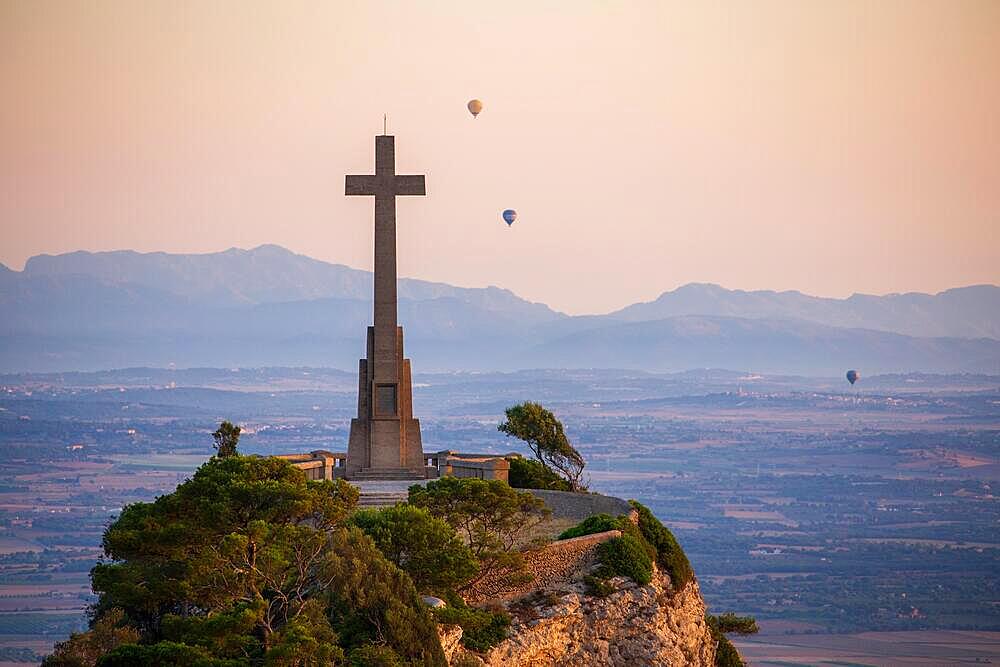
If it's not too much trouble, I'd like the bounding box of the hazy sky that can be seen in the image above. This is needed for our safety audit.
[2,0,998,314]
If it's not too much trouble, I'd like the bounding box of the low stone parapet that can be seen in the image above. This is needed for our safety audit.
[525,489,632,522]
[277,450,346,481]
[464,529,621,605]
[442,455,511,482]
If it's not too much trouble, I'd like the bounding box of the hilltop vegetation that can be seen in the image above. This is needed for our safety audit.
[41,453,563,666]
[45,456,447,666]
[557,501,693,592]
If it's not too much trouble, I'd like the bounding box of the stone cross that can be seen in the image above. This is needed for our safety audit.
[344,135,427,479]
[346,135,425,354]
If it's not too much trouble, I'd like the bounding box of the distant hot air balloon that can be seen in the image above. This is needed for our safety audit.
[502,209,517,226]
[846,370,859,385]
[467,99,483,118]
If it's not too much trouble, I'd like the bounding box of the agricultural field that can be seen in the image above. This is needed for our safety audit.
[0,367,998,663]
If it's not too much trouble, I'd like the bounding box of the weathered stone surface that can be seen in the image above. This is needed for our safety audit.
[525,490,631,522]
[464,530,621,605]
[438,624,465,659]
[447,570,715,666]
[451,525,716,666]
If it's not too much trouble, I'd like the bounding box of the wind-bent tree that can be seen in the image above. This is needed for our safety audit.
[211,421,241,458]
[498,402,586,491]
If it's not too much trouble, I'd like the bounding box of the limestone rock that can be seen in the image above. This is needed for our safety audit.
[438,624,465,660]
[446,566,716,667]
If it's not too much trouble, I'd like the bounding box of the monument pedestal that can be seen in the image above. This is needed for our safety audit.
[346,326,425,479]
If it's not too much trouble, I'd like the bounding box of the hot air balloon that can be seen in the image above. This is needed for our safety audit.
[846,370,859,385]
[502,209,517,226]
[467,99,483,118]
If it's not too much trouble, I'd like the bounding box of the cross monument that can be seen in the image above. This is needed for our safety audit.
[344,134,427,479]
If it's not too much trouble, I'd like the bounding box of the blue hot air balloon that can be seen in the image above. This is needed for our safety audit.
[502,209,517,226]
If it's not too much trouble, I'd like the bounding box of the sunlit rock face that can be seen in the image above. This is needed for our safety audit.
[444,567,716,667]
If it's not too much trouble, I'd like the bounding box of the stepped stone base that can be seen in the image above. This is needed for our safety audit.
[345,326,427,480]
[351,467,426,481]
[356,492,409,508]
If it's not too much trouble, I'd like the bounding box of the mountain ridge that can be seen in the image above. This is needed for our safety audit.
[19,244,564,320]
[15,245,998,336]
[611,282,1000,339]
[3,245,998,374]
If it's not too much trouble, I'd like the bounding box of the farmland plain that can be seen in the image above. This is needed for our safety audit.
[0,367,997,664]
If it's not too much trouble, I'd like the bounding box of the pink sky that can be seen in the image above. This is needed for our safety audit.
[2,0,998,314]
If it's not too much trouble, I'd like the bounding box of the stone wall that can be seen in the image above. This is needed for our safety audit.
[278,449,511,482]
[526,489,632,522]
[278,450,344,481]
[444,456,510,483]
[464,530,620,605]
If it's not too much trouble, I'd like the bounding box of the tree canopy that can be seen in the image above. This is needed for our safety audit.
[43,609,139,667]
[349,504,478,596]
[407,477,549,590]
[48,456,445,666]
[507,457,572,492]
[706,612,757,667]
[212,421,241,458]
[498,402,585,491]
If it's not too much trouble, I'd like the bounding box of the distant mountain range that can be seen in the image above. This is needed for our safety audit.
[612,282,1000,339]
[2,245,998,375]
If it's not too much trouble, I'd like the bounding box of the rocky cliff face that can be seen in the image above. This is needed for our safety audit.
[443,566,716,666]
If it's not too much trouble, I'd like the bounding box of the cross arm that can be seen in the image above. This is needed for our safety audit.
[345,175,378,196]
[394,175,425,196]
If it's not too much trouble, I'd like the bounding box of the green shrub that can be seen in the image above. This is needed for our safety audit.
[433,603,510,652]
[713,634,743,667]
[96,642,239,667]
[322,528,445,665]
[347,644,403,667]
[409,477,548,590]
[507,457,572,491]
[349,504,478,595]
[562,506,692,592]
[43,608,140,667]
[263,601,345,666]
[583,574,613,597]
[629,501,693,591]
[557,514,619,540]
[596,534,652,585]
[450,655,482,667]
[706,613,755,667]
[708,612,759,635]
